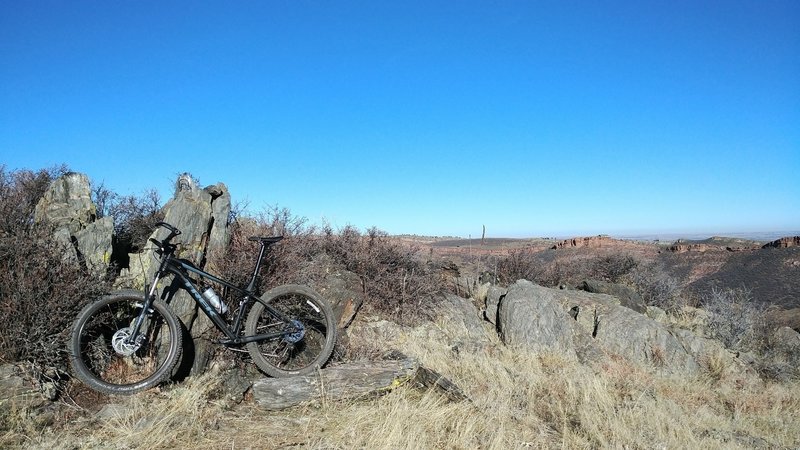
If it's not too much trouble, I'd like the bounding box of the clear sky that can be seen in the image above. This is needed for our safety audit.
[1,1,798,238]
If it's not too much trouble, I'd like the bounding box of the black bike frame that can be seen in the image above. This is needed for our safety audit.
[133,242,295,346]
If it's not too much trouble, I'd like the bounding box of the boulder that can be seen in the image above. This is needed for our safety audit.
[552,287,700,374]
[253,359,419,409]
[497,280,577,359]
[435,293,489,341]
[579,279,647,314]
[489,281,751,376]
[0,364,52,426]
[73,216,114,275]
[759,326,800,381]
[252,358,467,410]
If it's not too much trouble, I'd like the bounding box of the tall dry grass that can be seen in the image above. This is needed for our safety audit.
[25,318,800,449]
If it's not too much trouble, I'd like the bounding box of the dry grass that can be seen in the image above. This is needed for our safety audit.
[22,319,800,449]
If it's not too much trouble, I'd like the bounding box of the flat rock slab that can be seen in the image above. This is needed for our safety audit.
[252,359,466,410]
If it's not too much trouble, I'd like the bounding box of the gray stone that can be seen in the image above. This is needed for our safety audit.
[436,293,488,341]
[32,173,113,277]
[311,264,365,329]
[33,172,95,234]
[579,279,647,314]
[73,215,114,275]
[497,280,577,359]
[483,285,507,326]
[552,288,700,374]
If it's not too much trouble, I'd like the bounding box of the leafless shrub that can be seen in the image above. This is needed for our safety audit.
[629,261,685,312]
[0,167,123,385]
[495,249,546,285]
[0,164,69,234]
[589,253,638,283]
[538,257,588,287]
[104,189,164,253]
[216,206,314,290]
[0,227,111,381]
[219,208,440,323]
[319,224,441,320]
[702,287,767,354]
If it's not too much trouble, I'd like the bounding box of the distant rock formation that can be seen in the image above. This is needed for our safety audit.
[551,235,613,250]
[669,236,762,253]
[668,243,722,253]
[763,236,800,249]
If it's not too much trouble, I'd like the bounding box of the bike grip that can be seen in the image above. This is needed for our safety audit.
[148,238,161,247]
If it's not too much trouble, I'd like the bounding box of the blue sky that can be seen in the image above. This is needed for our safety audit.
[1,1,798,238]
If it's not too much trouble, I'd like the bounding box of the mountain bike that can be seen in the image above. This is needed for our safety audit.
[68,222,337,395]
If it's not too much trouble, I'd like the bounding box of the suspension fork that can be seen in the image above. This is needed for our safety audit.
[124,269,165,345]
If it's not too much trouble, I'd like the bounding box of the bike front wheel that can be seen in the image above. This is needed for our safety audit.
[245,284,337,377]
[68,290,183,395]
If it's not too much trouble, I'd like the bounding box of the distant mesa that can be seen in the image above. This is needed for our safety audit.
[551,235,614,250]
[763,236,800,249]
[667,236,764,253]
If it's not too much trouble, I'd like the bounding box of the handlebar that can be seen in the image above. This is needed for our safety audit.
[150,222,182,255]
[155,221,181,237]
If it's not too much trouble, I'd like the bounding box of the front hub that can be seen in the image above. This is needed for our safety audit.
[284,320,305,344]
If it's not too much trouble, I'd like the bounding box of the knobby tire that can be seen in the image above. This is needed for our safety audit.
[68,290,182,395]
[245,284,337,377]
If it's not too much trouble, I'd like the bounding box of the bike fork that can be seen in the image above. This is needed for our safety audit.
[124,275,161,346]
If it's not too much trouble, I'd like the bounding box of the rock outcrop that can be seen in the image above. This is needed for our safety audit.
[33,173,112,276]
[117,174,232,375]
[33,172,96,234]
[489,280,752,377]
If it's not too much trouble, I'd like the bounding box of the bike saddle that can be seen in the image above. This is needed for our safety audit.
[248,236,284,244]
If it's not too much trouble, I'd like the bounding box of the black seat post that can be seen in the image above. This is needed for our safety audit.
[245,241,269,292]
[244,236,283,292]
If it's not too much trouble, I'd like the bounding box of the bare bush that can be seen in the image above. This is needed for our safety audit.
[537,257,588,287]
[216,206,314,290]
[495,249,546,285]
[319,224,441,320]
[702,287,767,353]
[0,167,112,383]
[102,189,164,253]
[0,165,69,234]
[629,261,684,312]
[589,253,638,283]
[0,227,111,379]
[219,208,440,323]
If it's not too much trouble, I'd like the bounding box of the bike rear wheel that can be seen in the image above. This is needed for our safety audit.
[68,290,182,395]
[245,284,337,377]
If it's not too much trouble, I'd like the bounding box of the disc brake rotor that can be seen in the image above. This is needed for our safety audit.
[112,327,144,356]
